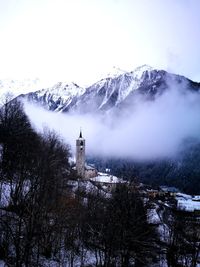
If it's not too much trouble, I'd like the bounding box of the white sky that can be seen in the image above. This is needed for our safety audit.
[0,0,200,87]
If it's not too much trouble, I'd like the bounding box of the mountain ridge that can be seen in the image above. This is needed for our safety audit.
[12,65,200,113]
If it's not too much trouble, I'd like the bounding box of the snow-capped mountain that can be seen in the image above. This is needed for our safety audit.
[0,78,43,99]
[69,65,157,113]
[21,82,85,112]
[61,65,200,113]
[17,65,200,113]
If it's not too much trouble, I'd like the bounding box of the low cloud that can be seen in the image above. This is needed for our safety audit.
[24,85,200,161]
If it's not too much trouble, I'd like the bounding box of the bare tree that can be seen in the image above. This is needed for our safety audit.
[0,98,72,266]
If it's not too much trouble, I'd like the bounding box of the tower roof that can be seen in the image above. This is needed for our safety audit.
[79,130,82,139]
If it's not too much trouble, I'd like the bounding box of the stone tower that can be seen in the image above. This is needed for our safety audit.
[76,130,85,178]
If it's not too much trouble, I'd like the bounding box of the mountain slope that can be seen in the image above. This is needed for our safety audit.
[11,65,200,195]
[19,82,85,112]
[17,65,200,113]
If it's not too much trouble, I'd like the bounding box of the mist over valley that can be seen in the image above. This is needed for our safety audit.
[16,66,200,194]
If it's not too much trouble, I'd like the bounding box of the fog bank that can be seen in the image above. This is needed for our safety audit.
[24,87,200,160]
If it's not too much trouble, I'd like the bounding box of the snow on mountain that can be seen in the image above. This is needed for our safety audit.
[21,82,85,112]
[67,65,168,113]
[16,65,200,114]
[106,66,127,79]
[0,78,43,100]
[131,64,153,79]
[115,65,154,105]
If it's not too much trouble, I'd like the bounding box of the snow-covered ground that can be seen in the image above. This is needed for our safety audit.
[147,207,161,225]
[176,193,200,212]
[90,172,125,184]
[0,182,11,207]
[177,198,200,212]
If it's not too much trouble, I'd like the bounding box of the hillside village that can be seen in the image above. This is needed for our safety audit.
[72,130,200,214]
[1,0,200,266]
[0,114,200,266]
[65,131,200,265]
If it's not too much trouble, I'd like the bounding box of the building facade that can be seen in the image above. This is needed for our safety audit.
[76,131,85,178]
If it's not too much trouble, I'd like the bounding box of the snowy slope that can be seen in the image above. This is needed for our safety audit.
[66,65,155,113]
[68,64,195,113]
[20,82,85,112]
[16,65,200,113]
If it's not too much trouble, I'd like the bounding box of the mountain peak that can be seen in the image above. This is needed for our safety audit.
[134,64,154,71]
[132,65,154,79]
[106,66,127,78]
[14,65,200,114]
[103,65,155,81]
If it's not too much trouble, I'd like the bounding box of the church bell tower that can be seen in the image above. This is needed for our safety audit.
[76,130,85,178]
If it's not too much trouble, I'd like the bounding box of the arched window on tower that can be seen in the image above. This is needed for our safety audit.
[80,140,84,150]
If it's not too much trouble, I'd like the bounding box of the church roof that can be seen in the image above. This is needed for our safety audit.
[85,165,96,170]
[90,173,124,184]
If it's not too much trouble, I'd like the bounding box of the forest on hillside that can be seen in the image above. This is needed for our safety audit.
[89,140,200,196]
[0,99,199,266]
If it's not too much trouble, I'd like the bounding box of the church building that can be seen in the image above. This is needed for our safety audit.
[76,131,97,179]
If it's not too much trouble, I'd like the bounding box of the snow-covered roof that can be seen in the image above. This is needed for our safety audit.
[90,173,124,184]
[177,199,200,212]
[160,186,179,193]
[98,172,109,176]
[85,165,96,171]
[72,165,96,171]
[176,193,192,200]
[192,195,200,201]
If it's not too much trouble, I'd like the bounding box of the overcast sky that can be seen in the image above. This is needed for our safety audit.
[0,0,200,87]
